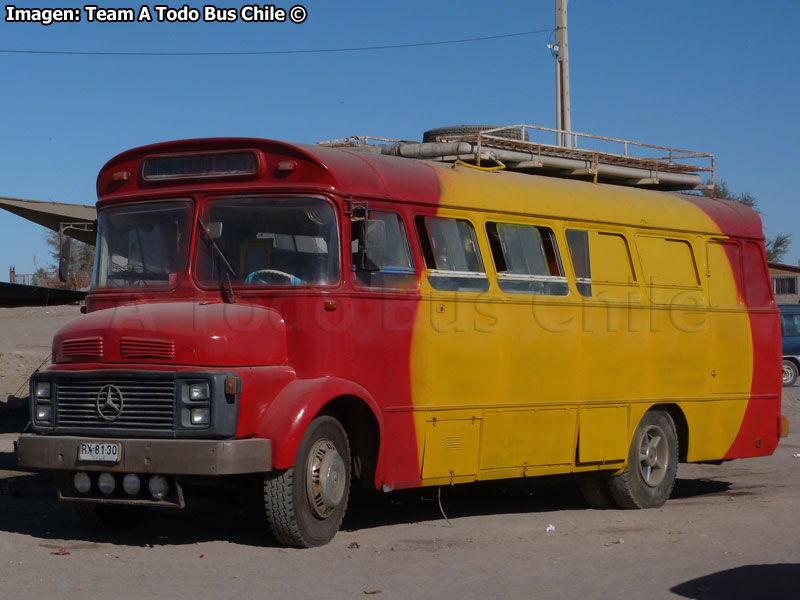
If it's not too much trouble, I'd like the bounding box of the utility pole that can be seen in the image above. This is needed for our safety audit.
[554,0,572,147]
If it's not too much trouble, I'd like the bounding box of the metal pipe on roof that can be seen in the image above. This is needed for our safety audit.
[379,142,474,159]
[377,142,702,189]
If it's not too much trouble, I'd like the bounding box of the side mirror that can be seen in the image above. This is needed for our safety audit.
[58,236,72,283]
[364,220,386,271]
[349,203,370,270]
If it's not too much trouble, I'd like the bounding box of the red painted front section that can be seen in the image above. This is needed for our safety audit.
[52,138,442,487]
[54,302,288,367]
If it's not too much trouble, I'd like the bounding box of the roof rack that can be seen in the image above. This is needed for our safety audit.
[318,124,714,192]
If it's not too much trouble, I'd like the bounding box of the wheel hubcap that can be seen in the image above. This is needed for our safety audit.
[783,365,793,383]
[306,438,346,518]
[637,425,668,487]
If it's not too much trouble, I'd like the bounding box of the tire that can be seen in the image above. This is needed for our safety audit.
[782,359,798,387]
[422,125,530,143]
[73,504,146,531]
[609,410,678,509]
[264,415,351,548]
[578,475,618,509]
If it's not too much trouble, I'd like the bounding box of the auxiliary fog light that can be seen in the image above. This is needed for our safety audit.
[73,472,91,494]
[36,405,52,421]
[148,475,169,500]
[189,382,210,400]
[97,472,115,495]
[191,408,210,425]
[34,382,51,399]
[122,473,141,496]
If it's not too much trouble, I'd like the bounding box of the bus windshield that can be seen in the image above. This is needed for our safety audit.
[196,196,340,287]
[92,200,193,289]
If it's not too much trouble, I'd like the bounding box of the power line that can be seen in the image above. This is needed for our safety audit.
[0,29,551,57]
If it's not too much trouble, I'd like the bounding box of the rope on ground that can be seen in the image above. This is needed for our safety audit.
[437,487,452,527]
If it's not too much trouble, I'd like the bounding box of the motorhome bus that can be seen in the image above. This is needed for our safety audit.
[17,133,787,547]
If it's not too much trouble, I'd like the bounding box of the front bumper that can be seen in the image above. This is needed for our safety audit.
[16,434,272,475]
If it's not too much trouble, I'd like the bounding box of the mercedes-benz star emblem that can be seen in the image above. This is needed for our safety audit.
[96,384,124,421]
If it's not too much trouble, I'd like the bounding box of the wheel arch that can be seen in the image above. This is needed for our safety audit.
[648,403,689,463]
[257,377,383,486]
[325,395,381,490]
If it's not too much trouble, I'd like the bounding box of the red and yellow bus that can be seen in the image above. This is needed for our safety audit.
[18,137,787,547]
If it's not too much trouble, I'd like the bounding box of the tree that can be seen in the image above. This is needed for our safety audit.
[765,235,792,263]
[702,180,791,263]
[31,267,49,287]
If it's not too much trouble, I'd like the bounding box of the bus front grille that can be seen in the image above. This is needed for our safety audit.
[55,379,176,431]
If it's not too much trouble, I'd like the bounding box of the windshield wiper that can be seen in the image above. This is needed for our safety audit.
[198,218,236,303]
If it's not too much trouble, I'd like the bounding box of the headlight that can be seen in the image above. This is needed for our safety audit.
[190,408,210,425]
[189,382,210,400]
[36,405,52,421]
[34,382,51,399]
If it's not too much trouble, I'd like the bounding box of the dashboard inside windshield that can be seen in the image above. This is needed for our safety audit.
[195,196,340,287]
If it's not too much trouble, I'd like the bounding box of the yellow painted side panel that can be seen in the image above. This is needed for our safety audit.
[409,165,755,480]
[421,415,481,479]
[706,240,753,395]
[480,408,577,470]
[578,406,629,463]
[680,400,751,461]
[710,311,752,394]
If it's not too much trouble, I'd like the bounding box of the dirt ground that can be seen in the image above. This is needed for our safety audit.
[0,305,798,599]
[0,304,79,402]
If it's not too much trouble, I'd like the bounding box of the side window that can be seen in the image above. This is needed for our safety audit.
[637,236,699,287]
[416,216,489,292]
[742,242,773,308]
[707,239,743,307]
[352,211,416,289]
[636,235,702,305]
[486,222,568,296]
[565,229,637,299]
[565,230,591,296]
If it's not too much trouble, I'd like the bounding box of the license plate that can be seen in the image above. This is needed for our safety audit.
[78,442,121,463]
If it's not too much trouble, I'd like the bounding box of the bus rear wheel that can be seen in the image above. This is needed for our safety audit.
[609,410,678,509]
[263,415,351,548]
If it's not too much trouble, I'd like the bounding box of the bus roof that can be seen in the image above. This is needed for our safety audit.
[98,137,763,240]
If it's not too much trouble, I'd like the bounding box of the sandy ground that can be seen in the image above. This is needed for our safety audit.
[0,306,799,599]
[0,304,80,402]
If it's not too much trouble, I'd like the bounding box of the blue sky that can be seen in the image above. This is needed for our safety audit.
[2,0,799,280]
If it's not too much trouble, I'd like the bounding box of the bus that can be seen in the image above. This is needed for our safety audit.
[17,134,788,547]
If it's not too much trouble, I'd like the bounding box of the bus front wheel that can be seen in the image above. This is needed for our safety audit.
[609,410,678,509]
[263,415,351,548]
